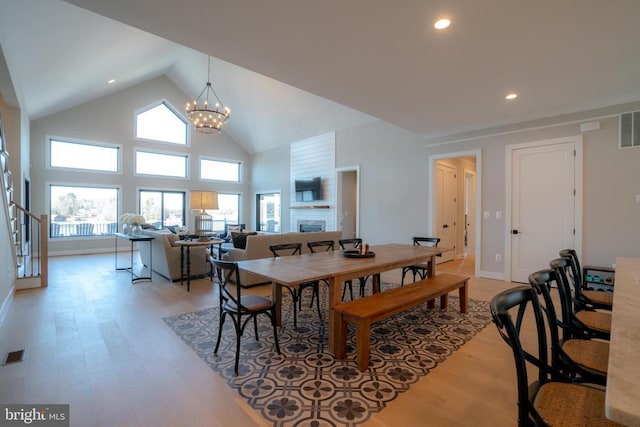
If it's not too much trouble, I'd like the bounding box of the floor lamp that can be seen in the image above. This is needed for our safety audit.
[190,190,218,241]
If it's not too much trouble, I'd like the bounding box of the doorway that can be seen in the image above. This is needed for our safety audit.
[336,166,359,239]
[429,150,481,276]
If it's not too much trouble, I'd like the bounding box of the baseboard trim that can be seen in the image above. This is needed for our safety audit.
[0,284,15,330]
[477,270,506,281]
[50,248,130,257]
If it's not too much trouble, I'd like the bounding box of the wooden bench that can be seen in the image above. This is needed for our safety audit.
[334,273,469,371]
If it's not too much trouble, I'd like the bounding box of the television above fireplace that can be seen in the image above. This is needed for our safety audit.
[294,177,322,202]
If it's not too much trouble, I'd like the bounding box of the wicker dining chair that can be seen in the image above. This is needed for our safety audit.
[268,243,321,329]
[400,237,440,285]
[550,257,611,341]
[211,259,281,375]
[559,249,613,310]
[529,268,608,386]
[490,285,619,426]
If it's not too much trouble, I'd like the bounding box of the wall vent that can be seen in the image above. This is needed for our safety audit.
[619,111,640,148]
[3,349,25,365]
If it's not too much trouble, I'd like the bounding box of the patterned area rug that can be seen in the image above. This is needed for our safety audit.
[163,283,491,426]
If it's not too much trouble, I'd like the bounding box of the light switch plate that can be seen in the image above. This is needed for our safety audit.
[483,211,490,219]
[495,211,503,220]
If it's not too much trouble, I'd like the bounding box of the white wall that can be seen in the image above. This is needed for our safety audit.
[253,102,640,275]
[423,106,640,270]
[336,120,428,244]
[251,145,290,231]
[0,95,19,324]
[30,76,253,255]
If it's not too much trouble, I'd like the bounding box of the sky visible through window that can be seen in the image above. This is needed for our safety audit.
[51,140,118,172]
[136,103,187,145]
[201,158,240,182]
[136,151,187,177]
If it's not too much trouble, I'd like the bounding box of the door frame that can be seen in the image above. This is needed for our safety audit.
[504,135,583,282]
[463,169,476,256]
[428,149,482,277]
[335,165,360,238]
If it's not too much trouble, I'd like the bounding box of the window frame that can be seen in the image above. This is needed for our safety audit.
[138,188,187,229]
[134,148,189,179]
[199,156,243,183]
[255,191,281,233]
[48,182,121,239]
[211,192,242,232]
[47,136,122,174]
[134,100,189,146]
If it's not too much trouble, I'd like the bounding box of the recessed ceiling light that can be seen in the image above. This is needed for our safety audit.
[505,93,518,100]
[107,79,116,84]
[434,18,451,30]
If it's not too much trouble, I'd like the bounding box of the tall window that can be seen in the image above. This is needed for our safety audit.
[210,193,240,231]
[201,158,241,182]
[256,192,281,233]
[49,185,118,238]
[139,190,186,228]
[135,150,188,178]
[50,139,119,173]
[135,102,187,145]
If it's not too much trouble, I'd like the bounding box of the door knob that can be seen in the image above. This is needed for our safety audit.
[512,229,519,235]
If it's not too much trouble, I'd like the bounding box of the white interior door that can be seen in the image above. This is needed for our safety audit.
[435,162,456,262]
[510,141,576,283]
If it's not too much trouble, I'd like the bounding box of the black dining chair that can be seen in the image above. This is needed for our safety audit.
[559,249,613,311]
[528,268,608,386]
[268,243,322,329]
[490,285,617,426]
[211,259,281,375]
[550,257,611,341]
[401,237,440,285]
[338,238,377,299]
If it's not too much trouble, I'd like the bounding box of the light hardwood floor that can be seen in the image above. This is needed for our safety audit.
[0,253,523,426]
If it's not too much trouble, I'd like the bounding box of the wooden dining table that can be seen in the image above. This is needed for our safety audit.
[606,257,640,426]
[236,243,444,356]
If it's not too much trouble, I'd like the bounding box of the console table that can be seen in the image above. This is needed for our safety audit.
[114,232,154,282]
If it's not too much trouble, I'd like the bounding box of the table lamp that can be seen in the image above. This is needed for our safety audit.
[190,190,218,241]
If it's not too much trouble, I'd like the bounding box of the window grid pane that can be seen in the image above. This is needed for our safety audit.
[140,190,185,228]
[51,140,119,172]
[256,192,281,232]
[136,103,187,145]
[136,151,188,177]
[50,185,118,238]
[201,158,240,182]
[211,193,240,230]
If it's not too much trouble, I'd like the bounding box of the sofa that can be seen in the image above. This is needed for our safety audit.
[137,229,211,281]
[223,231,343,287]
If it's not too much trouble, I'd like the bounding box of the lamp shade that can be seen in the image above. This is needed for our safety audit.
[190,190,218,212]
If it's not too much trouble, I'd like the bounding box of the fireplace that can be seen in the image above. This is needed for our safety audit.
[297,220,326,232]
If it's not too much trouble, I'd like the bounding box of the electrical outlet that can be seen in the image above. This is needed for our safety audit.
[495,253,502,262]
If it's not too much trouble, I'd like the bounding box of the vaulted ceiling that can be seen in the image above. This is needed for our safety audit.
[1,0,640,153]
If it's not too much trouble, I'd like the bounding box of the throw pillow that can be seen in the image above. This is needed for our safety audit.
[226,225,242,239]
[231,231,257,249]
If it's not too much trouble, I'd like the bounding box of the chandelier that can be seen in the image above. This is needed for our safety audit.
[186,56,230,134]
